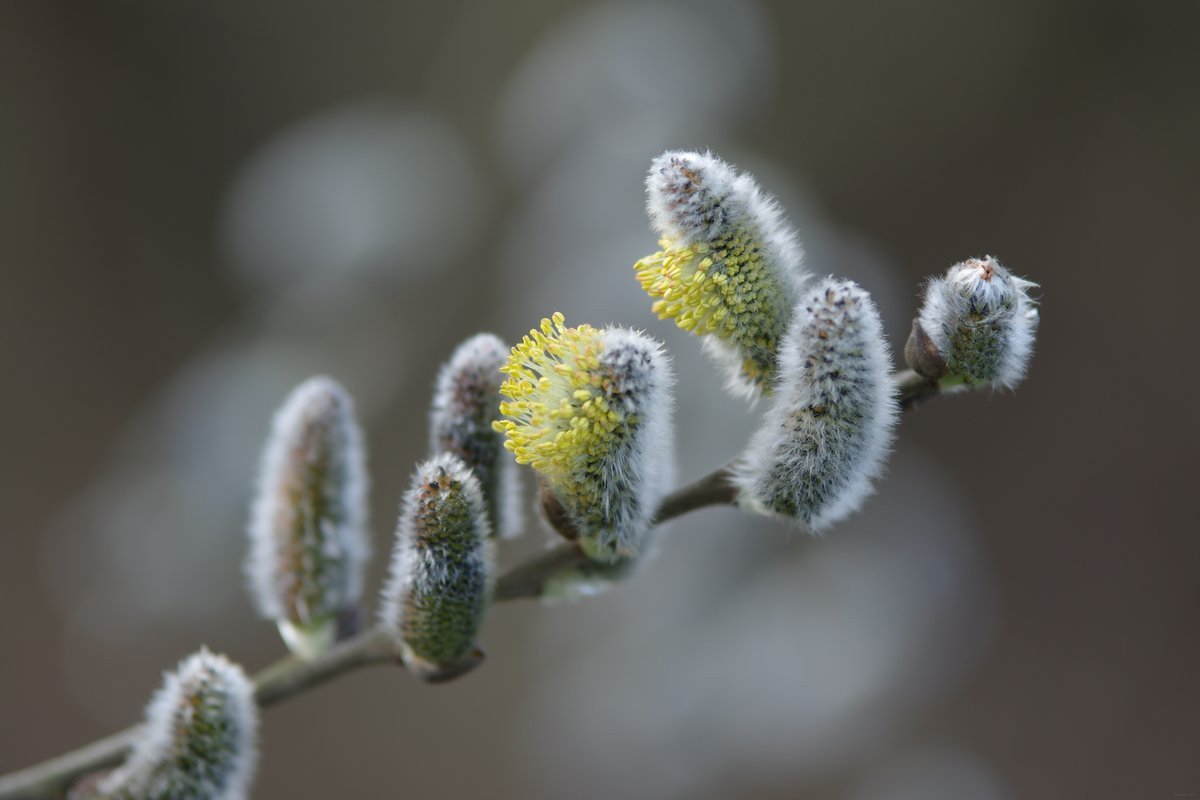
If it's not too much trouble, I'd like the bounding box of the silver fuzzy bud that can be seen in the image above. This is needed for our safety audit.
[429,333,522,539]
[100,648,258,800]
[246,376,369,660]
[736,278,898,530]
[912,255,1039,390]
[380,453,494,680]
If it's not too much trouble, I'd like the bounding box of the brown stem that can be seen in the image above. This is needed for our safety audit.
[493,542,590,601]
[653,466,737,523]
[500,465,742,603]
[253,627,398,707]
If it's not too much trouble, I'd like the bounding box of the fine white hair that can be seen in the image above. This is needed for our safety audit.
[245,376,369,626]
[917,256,1039,390]
[736,278,898,531]
[101,648,258,800]
[429,333,523,539]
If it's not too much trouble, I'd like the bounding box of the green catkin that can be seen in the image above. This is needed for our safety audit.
[380,454,494,677]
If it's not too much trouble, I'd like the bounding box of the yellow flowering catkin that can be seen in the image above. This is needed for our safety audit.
[493,313,673,562]
[636,150,809,396]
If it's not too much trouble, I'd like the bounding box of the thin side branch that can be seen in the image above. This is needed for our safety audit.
[253,627,397,707]
[0,727,142,800]
[0,630,401,800]
[494,542,589,601]
[896,367,940,410]
[654,467,737,523]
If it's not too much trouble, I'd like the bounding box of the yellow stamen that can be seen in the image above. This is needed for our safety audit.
[634,235,787,390]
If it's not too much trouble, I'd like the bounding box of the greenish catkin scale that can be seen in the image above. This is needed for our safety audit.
[380,454,494,677]
[246,376,369,659]
[100,649,258,800]
[429,333,522,540]
[636,229,787,390]
[947,319,1007,382]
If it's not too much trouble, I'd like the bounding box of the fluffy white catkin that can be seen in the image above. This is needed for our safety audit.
[636,150,810,396]
[100,648,258,800]
[379,453,494,678]
[736,278,898,531]
[429,333,522,539]
[246,376,369,659]
[915,255,1039,389]
[494,315,675,562]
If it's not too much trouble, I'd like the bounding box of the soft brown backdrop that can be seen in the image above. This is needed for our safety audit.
[2,2,1197,798]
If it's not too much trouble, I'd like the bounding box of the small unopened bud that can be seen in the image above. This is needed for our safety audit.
[429,333,522,539]
[914,255,1039,389]
[380,454,494,680]
[903,318,948,381]
[246,376,369,660]
[493,314,674,562]
[635,150,809,396]
[100,648,258,800]
[735,278,898,530]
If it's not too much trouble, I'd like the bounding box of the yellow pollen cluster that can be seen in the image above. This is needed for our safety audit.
[492,313,627,485]
[634,234,786,389]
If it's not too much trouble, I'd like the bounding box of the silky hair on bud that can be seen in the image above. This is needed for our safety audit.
[736,278,898,531]
[915,255,1039,390]
[429,333,522,539]
[246,376,369,659]
[494,315,674,562]
[636,150,809,396]
[380,453,494,677]
[100,648,258,800]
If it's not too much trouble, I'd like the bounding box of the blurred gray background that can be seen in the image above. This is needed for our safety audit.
[2,1,1198,798]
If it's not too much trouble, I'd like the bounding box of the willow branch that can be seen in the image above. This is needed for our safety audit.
[251,627,398,706]
[654,467,737,522]
[0,368,942,799]
[493,542,588,601]
[0,468,755,798]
